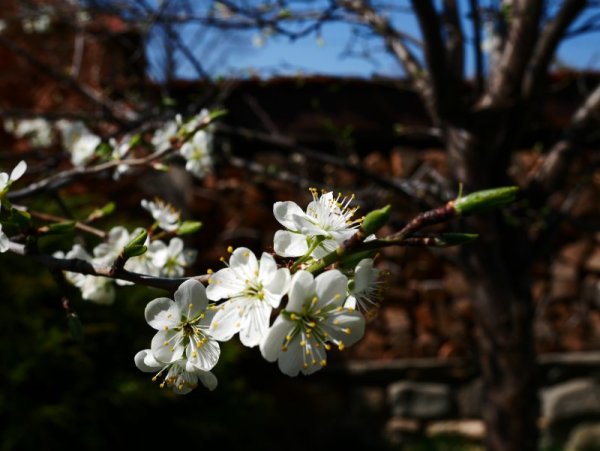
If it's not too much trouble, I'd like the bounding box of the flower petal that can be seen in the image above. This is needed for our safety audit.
[197,370,218,391]
[264,268,291,308]
[287,270,314,313]
[273,230,308,257]
[278,334,304,377]
[323,310,365,347]
[145,297,180,330]
[260,316,293,362]
[134,349,162,373]
[273,201,305,230]
[353,258,377,293]
[174,279,208,318]
[10,160,27,181]
[187,338,220,371]
[301,336,327,375]
[209,300,242,341]
[258,252,277,284]
[239,300,271,348]
[151,329,185,363]
[229,247,258,276]
[315,269,348,309]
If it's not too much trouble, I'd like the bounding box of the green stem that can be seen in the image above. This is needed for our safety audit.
[291,236,324,272]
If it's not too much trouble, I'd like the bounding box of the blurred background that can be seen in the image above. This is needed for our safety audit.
[1,1,600,450]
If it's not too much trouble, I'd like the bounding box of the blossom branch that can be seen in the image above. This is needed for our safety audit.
[7,241,208,292]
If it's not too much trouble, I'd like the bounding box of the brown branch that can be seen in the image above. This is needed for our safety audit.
[481,0,544,107]
[8,241,208,292]
[339,0,439,122]
[442,0,465,84]
[469,0,484,95]
[528,81,600,194]
[522,0,588,101]
[19,207,108,239]
[411,0,451,118]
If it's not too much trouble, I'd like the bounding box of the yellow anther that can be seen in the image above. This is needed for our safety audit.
[348,307,355,312]
[344,327,352,335]
[335,293,341,299]
[336,306,343,312]
[188,303,193,309]
[220,256,225,262]
[320,360,327,367]
[285,335,292,341]
[168,313,173,318]
[305,349,311,355]
[307,321,316,328]
[334,319,340,326]
[170,347,175,352]
[282,346,288,352]
[311,296,318,304]
[243,251,249,257]
[163,341,169,346]
[290,313,299,321]
[300,340,306,346]
[325,344,331,350]
[164,326,169,331]
[303,363,308,369]
[192,351,198,358]
[227,246,233,253]
[212,322,219,329]
[315,343,321,348]
[338,343,345,351]
[207,268,214,274]
[311,359,316,365]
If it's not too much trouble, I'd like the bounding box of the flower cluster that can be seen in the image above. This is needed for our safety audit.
[57,217,197,304]
[0,161,27,253]
[57,120,102,167]
[136,189,382,393]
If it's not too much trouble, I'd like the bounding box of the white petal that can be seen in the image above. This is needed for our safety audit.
[229,247,258,274]
[168,237,184,255]
[353,258,376,293]
[287,270,314,313]
[209,300,242,341]
[323,310,365,347]
[301,336,327,375]
[0,173,9,191]
[264,268,291,308]
[10,160,27,181]
[258,252,277,284]
[260,316,294,362]
[206,268,244,300]
[315,269,348,309]
[273,201,305,230]
[344,295,358,310]
[273,230,308,257]
[239,300,271,348]
[145,297,180,330]
[0,226,9,253]
[277,334,304,377]
[174,279,208,318]
[151,329,184,363]
[134,349,162,373]
[187,338,220,371]
[197,370,218,391]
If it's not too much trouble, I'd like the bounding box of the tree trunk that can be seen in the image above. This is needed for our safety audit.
[447,125,539,451]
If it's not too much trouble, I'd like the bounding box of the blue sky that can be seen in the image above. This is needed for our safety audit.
[145,1,600,81]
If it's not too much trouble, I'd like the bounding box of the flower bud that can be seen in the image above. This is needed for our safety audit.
[453,186,518,216]
[361,204,391,235]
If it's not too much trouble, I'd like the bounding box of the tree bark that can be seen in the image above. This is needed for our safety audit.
[447,125,539,451]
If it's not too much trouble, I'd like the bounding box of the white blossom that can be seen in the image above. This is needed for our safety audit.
[93,226,131,266]
[152,237,197,278]
[151,119,179,152]
[57,120,101,167]
[4,119,53,148]
[207,247,290,347]
[180,129,212,179]
[273,189,361,259]
[23,14,51,33]
[141,198,181,232]
[124,229,161,277]
[344,258,381,314]
[0,224,9,253]
[55,245,115,305]
[260,270,365,376]
[0,160,27,210]
[108,136,132,180]
[144,279,220,371]
[135,349,217,394]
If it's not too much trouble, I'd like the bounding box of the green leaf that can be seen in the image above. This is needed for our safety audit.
[453,187,519,216]
[208,109,228,121]
[128,134,142,149]
[177,220,203,235]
